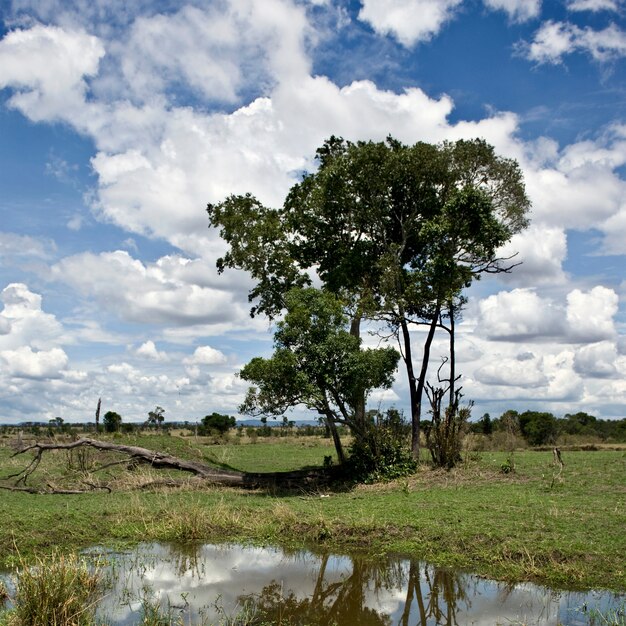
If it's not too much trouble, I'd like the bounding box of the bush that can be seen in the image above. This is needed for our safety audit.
[346,409,416,482]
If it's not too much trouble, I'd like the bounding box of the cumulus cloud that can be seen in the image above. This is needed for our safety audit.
[0,24,105,122]
[119,1,310,105]
[497,224,568,287]
[358,0,462,46]
[477,286,619,345]
[0,346,68,379]
[477,289,564,341]
[467,346,584,403]
[184,345,228,366]
[520,21,626,64]
[475,355,548,387]
[566,286,618,342]
[0,283,64,350]
[135,340,168,361]
[574,341,619,377]
[0,232,55,259]
[520,126,626,255]
[51,251,252,327]
[483,0,541,22]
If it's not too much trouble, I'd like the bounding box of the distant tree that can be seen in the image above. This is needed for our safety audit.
[519,411,558,446]
[480,413,493,435]
[199,412,236,435]
[103,411,122,433]
[48,416,68,436]
[561,412,597,436]
[146,406,165,430]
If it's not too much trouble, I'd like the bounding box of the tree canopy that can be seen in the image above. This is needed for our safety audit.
[209,135,530,462]
[239,288,400,463]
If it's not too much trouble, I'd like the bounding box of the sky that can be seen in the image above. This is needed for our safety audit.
[0,0,625,425]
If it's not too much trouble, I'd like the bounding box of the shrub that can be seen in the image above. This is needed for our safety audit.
[346,409,416,482]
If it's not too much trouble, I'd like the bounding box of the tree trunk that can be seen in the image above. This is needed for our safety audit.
[349,312,366,433]
[448,301,456,409]
[413,300,442,460]
[400,317,419,460]
[325,415,346,465]
[5,438,335,492]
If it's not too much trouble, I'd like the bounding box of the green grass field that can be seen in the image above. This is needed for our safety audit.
[0,433,624,592]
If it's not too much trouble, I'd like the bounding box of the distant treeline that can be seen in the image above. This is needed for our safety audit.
[463,410,626,446]
[1,410,624,447]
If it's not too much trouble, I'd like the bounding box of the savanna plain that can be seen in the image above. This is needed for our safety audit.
[0,429,624,624]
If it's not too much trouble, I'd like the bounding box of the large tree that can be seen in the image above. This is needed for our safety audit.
[239,288,400,464]
[208,136,530,459]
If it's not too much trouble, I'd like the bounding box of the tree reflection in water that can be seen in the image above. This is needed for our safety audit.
[239,554,470,626]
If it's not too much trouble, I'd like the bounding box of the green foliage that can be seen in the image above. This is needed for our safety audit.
[500,457,515,474]
[102,411,122,433]
[199,413,236,436]
[346,409,416,482]
[239,288,400,446]
[518,411,559,446]
[208,134,531,461]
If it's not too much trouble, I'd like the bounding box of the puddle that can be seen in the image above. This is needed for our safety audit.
[2,542,624,624]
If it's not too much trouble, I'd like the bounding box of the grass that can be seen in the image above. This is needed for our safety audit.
[1,551,102,625]
[0,434,624,592]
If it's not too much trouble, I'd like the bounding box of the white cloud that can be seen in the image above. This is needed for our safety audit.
[475,355,548,387]
[358,0,463,47]
[119,2,310,105]
[477,286,619,345]
[519,126,626,255]
[135,340,168,361]
[0,316,10,335]
[497,224,568,287]
[574,341,619,377]
[0,232,55,259]
[466,345,584,403]
[184,346,228,366]
[477,289,564,340]
[483,0,541,22]
[566,286,618,342]
[0,24,105,122]
[51,251,252,327]
[567,0,621,11]
[0,283,64,350]
[521,21,626,64]
[0,346,68,379]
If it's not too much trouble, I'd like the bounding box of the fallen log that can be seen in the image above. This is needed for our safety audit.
[4,437,334,491]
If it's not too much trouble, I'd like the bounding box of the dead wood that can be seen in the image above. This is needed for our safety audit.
[3,437,332,492]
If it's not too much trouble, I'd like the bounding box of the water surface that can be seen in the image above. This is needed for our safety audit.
[87,543,623,625]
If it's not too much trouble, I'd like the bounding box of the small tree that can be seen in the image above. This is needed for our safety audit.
[146,406,165,430]
[199,412,236,435]
[103,411,122,433]
[239,287,400,466]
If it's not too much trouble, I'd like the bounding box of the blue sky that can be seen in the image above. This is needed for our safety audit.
[0,0,625,424]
